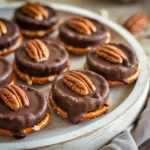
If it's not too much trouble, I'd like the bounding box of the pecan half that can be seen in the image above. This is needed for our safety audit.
[67,16,97,35]
[63,71,96,96]
[25,39,49,62]
[96,45,127,64]
[0,21,7,36]
[124,12,148,33]
[0,85,29,110]
[21,3,49,21]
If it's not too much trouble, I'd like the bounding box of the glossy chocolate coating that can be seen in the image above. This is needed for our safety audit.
[52,70,109,124]
[0,56,13,88]
[86,44,137,82]
[15,40,69,77]
[0,85,48,138]
[14,5,59,30]
[59,18,109,48]
[0,19,20,50]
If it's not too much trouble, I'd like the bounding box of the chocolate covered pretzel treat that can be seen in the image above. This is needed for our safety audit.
[58,16,111,55]
[49,70,109,124]
[0,85,50,139]
[0,56,16,88]
[14,2,61,38]
[14,39,69,85]
[0,18,22,56]
[85,43,140,87]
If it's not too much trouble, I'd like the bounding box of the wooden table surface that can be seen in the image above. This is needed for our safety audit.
[2,0,150,149]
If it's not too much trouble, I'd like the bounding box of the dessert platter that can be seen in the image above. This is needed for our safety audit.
[0,1,149,150]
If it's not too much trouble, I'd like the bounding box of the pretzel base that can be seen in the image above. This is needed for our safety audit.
[13,59,70,85]
[0,110,50,137]
[49,93,109,121]
[0,35,22,56]
[9,72,16,85]
[21,21,61,38]
[57,32,111,55]
[84,63,140,87]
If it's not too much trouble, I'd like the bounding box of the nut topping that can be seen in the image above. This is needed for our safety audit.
[25,39,49,62]
[67,16,97,35]
[0,21,7,36]
[124,12,148,33]
[0,85,29,110]
[21,3,49,21]
[96,45,128,64]
[63,71,96,96]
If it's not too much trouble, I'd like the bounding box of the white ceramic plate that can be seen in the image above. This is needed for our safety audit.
[0,2,149,150]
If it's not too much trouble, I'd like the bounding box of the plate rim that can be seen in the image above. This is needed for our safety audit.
[0,2,149,149]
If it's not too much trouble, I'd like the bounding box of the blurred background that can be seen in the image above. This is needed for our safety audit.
[3,0,150,23]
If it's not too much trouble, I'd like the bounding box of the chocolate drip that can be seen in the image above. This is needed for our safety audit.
[87,44,137,82]
[0,19,20,50]
[0,56,13,88]
[59,18,109,48]
[52,70,109,124]
[14,5,59,30]
[0,86,48,138]
[15,40,69,77]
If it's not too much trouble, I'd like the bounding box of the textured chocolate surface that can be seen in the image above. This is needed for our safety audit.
[15,40,69,77]
[0,19,20,50]
[0,85,48,138]
[0,56,13,88]
[59,18,109,48]
[86,44,137,82]
[52,70,109,124]
[14,5,59,30]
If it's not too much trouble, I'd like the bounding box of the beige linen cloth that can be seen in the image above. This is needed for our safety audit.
[100,93,150,150]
